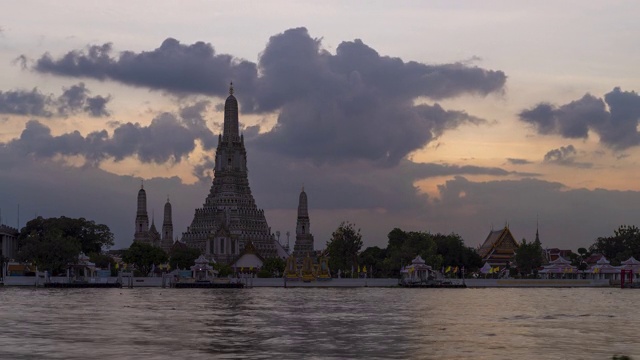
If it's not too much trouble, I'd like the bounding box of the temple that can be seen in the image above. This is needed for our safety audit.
[477,225,519,269]
[292,187,314,258]
[181,83,279,264]
[133,183,174,253]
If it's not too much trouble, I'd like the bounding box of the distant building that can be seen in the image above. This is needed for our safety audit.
[0,224,19,260]
[182,83,279,264]
[292,187,314,258]
[477,226,519,268]
[132,183,174,253]
[543,248,573,264]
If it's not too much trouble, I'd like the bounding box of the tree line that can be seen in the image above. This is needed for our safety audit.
[12,216,640,278]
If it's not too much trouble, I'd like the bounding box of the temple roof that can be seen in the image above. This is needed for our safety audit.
[478,226,519,260]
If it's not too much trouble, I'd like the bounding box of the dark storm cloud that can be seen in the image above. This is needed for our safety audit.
[34,40,258,98]
[0,88,51,116]
[543,145,592,168]
[520,87,640,150]
[84,95,111,117]
[6,103,216,165]
[178,100,217,150]
[430,176,640,249]
[31,27,506,165]
[506,158,532,165]
[0,83,111,117]
[254,101,487,165]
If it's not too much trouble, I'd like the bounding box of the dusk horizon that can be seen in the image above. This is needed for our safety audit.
[1,2,640,252]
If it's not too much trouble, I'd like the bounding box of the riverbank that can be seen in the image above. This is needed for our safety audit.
[1,276,613,288]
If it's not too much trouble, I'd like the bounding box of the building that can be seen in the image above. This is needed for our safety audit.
[0,224,19,260]
[133,183,174,253]
[292,187,314,258]
[181,83,279,264]
[477,226,519,268]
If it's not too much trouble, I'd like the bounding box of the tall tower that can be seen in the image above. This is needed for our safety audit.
[182,83,278,263]
[161,197,174,253]
[293,187,314,257]
[133,182,150,243]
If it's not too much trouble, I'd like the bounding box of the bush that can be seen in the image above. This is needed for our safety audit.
[257,269,272,278]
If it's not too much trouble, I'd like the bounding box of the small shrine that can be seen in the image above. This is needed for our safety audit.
[191,255,217,282]
[284,254,299,281]
[317,256,331,280]
[400,256,433,286]
[538,256,577,278]
[301,253,315,282]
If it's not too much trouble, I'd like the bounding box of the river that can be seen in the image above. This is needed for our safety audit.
[0,287,636,359]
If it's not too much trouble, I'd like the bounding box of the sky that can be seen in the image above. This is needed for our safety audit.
[1,1,640,252]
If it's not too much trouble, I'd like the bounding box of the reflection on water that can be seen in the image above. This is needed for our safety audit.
[0,287,637,359]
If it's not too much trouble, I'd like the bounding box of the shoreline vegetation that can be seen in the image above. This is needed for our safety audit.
[3,216,640,285]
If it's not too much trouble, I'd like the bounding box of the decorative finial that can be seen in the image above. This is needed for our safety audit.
[167,195,170,203]
[229,82,234,95]
[141,180,144,189]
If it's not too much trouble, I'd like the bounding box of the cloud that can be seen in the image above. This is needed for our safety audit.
[519,87,640,150]
[0,88,51,117]
[543,145,592,168]
[0,83,111,117]
[506,158,532,165]
[34,40,257,99]
[0,147,636,252]
[429,176,640,249]
[5,101,216,169]
[30,27,506,166]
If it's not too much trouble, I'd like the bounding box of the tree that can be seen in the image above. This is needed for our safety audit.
[19,216,114,254]
[383,228,437,277]
[169,246,201,270]
[326,222,363,276]
[17,229,81,274]
[122,242,168,276]
[212,262,232,277]
[262,257,286,277]
[17,216,114,274]
[589,225,640,265]
[358,246,386,278]
[432,233,483,273]
[515,239,543,276]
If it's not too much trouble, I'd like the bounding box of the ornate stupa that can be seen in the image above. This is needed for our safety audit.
[133,182,150,244]
[292,187,314,258]
[161,197,174,253]
[182,83,278,264]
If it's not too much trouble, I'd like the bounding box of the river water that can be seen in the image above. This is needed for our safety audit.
[0,287,637,359]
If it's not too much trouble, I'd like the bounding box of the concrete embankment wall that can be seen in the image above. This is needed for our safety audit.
[251,278,399,287]
[465,278,611,287]
[1,277,613,288]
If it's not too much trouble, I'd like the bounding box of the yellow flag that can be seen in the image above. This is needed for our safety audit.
[363,266,367,273]
[445,266,451,273]
[357,265,361,273]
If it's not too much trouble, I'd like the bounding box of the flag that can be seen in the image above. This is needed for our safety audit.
[358,265,361,273]
[363,266,367,273]
[453,266,459,274]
